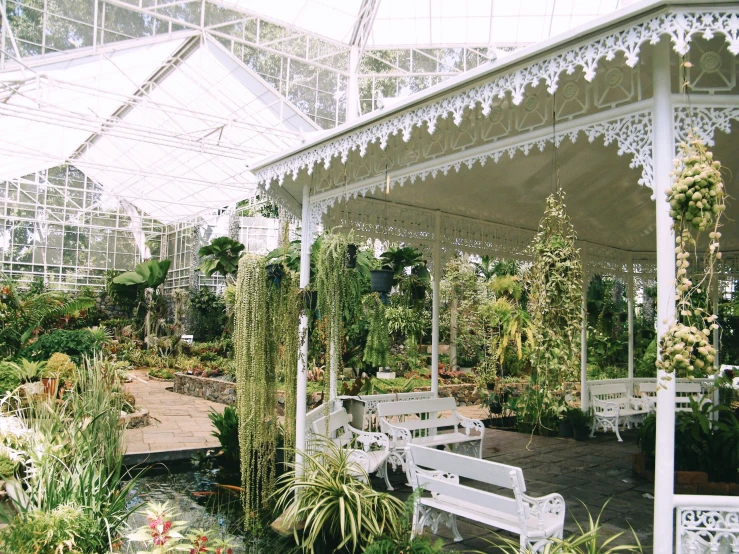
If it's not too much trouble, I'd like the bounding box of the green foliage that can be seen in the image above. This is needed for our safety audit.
[44,353,77,384]
[364,493,443,554]
[379,246,429,287]
[0,504,101,554]
[274,440,405,554]
[3,357,140,552]
[197,236,246,278]
[317,233,352,388]
[189,288,227,341]
[363,293,390,370]
[112,259,172,289]
[209,407,240,465]
[638,399,739,483]
[147,367,174,379]
[0,274,95,357]
[20,329,103,364]
[267,266,301,458]
[7,358,46,383]
[528,190,583,385]
[0,361,20,393]
[0,454,17,478]
[233,254,277,527]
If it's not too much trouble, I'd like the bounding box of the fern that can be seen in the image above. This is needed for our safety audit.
[0,274,95,357]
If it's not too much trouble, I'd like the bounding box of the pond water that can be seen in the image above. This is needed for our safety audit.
[122,460,291,553]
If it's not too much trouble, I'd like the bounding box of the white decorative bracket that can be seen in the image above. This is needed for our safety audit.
[673,105,739,146]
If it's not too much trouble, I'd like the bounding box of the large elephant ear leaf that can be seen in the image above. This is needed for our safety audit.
[112,271,146,286]
[147,259,171,288]
[135,261,151,282]
[197,258,219,277]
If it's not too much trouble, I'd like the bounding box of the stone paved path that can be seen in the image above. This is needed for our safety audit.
[379,428,652,552]
[123,370,222,463]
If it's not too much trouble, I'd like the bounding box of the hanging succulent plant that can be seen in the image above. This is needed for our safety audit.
[233,254,276,527]
[657,138,726,378]
[268,267,301,460]
[316,233,351,398]
[527,189,583,386]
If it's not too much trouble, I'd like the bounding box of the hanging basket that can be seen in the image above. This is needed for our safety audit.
[410,284,426,300]
[370,269,393,293]
[345,244,357,268]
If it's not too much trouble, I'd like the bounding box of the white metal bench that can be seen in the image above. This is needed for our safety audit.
[180,334,194,345]
[310,408,392,489]
[638,381,707,413]
[406,445,565,552]
[589,382,648,442]
[378,396,485,458]
[340,391,435,431]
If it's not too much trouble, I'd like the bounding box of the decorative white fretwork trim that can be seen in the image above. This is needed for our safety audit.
[673,105,739,146]
[255,9,739,189]
[308,111,654,230]
[676,503,739,554]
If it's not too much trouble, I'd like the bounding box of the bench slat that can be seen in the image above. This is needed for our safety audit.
[409,445,525,491]
[390,416,459,431]
[377,397,456,417]
[418,474,519,516]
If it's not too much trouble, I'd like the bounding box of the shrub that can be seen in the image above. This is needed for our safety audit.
[189,288,227,342]
[148,367,174,380]
[209,406,239,465]
[0,361,21,393]
[45,353,77,386]
[0,504,101,554]
[20,329,103,364]
[0,453,16,477]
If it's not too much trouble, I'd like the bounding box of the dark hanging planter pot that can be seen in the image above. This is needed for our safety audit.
[410,284,426,300]
[266,263,283,285]
[345,244,357,268]
[370,269,393,293]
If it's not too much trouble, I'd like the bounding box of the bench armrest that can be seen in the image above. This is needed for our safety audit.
[347,425,390,451]
[456,414,486,436]
[591,397,620,415]
[521,492,566,530]
[379,418,413,443]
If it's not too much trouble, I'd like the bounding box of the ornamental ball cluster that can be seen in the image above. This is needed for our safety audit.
[656,322,717,376]
[667,141,725,232]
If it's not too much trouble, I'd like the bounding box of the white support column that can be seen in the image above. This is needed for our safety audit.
[295,184,312,470]
[628,252,635,380]
[431,211,441,397]
[581,266,589,411]
[652,38,678,553]
[346,45,360,123]
[712,278,719,370]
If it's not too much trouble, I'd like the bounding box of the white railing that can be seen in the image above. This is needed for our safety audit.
[674,495,739,553]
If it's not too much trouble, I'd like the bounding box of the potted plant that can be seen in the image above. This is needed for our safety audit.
[558,406,576,438]
[502,396,519,428]
[566,408,591,441]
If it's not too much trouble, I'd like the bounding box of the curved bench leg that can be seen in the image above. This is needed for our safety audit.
[380,458,393,491]
[614,415,623,442]
[449,514,463,542]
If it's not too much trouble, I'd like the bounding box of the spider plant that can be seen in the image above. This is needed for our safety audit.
[273,438,404,554]
[481,502,643,553]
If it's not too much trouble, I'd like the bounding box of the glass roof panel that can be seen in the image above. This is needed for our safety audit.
[216,0,637,47]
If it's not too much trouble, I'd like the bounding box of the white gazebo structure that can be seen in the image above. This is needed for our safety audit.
[253,1,739,550]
